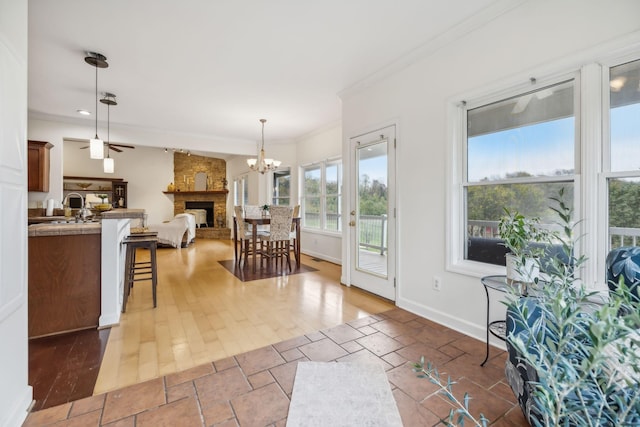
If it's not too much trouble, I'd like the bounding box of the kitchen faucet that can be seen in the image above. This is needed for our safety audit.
[62,192,91,222]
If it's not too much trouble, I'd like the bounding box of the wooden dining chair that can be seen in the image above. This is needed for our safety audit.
[259,206,294,272]
[234,205,258,266]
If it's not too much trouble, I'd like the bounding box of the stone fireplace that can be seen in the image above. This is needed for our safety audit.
[185,201,214,227]
[171,152,230,239]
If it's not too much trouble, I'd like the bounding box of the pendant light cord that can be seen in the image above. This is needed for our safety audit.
[106,103,110,159]
[94,62,99,139]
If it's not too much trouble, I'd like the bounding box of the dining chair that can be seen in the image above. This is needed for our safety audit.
[234,205,258,266]
[289,204,300,264]
[244,204,264,234]
[260,205,294,272]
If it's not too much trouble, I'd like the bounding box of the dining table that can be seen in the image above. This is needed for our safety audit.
[233,216,301,273]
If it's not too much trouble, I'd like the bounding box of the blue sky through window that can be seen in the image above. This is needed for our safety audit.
[467,118,575,182]
[611,103,640,172]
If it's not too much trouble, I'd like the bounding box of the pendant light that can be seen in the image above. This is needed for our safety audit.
[247,119,281,174]
[101,93,117,173]
[84,52,109,159]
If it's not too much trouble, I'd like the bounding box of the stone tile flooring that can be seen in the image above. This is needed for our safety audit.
[22,308,527,426]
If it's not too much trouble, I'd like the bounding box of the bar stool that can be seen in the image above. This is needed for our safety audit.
[122,232,158,312]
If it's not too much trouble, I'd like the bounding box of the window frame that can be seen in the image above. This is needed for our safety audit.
[300,158,342,234]
[233,174,249,207]
[599,54,640,285]
[272,168,291,206]
[448,70,582,279]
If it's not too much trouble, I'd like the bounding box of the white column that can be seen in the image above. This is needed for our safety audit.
[100,218,130,327]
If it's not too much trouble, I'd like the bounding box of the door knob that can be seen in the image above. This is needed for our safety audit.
[350,210,356,216]
[349,220,356,227]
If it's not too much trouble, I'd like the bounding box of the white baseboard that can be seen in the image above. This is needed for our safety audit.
[301,250,341,265]
[396,296,506,352]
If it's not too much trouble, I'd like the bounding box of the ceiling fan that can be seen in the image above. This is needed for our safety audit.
[67,138,135,153]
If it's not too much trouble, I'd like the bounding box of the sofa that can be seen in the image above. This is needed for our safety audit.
[147,213,196,248]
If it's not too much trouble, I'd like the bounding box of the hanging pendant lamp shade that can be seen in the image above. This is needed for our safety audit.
[85,52,108,159]
[101,93,117,173]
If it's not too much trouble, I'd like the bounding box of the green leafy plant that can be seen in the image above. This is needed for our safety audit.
[261,204,269,211]
[498,208,548,259]
[96,194,108,203]
[413,357,489,426]
[505,189,640,426]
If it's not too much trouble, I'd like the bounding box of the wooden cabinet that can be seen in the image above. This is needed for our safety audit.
[113,181,128,208]
[28,233,101,337]
[28,140,53,192]
[63,176,128,207]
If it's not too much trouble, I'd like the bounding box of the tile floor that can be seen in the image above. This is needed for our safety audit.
[23,308,527,426]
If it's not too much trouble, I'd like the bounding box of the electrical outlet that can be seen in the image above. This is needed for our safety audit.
[433,276,442,291]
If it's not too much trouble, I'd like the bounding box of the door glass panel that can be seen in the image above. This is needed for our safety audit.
[356,139,388,278]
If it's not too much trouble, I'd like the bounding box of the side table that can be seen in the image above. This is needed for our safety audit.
[480,275,526,366]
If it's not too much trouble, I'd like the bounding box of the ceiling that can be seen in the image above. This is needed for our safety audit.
[28,0,503,148]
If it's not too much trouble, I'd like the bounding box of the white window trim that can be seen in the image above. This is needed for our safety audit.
[445,34,640,289]
[447,70,583,279]
[299,157,342,234]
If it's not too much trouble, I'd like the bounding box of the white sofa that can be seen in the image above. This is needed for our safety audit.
[147,213,196,248]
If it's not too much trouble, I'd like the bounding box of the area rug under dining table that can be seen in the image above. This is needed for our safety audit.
[287,361,403,427]
[218,260,317,282]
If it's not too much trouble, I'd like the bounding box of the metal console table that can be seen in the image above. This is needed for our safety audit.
[480,275,528,366]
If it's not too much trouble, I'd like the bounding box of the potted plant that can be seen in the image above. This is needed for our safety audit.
[498,208,548,284]
[261,204,269,218]
[504,190,640,426]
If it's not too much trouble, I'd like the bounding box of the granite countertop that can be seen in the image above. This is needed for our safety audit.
[101,208,145,219]
[28,222,101,237]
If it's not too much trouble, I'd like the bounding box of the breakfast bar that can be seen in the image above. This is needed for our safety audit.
[27,209,146,337]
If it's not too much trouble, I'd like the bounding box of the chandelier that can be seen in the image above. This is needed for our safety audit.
[247,119,281,174]
[84,52,108,159]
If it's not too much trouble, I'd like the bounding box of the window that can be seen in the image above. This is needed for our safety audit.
[301,160,342,231]
[464,79,576,266]
[233,174,249,206]
[450,53,640,287]
[607,59,640,248]
[272,169,291,206]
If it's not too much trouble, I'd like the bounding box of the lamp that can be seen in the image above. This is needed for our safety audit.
[247,119,281,174]
[101,93,117,173]
[85,52,109,159]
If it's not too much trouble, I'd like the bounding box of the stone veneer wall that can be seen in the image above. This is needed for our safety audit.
[172,152,230,239]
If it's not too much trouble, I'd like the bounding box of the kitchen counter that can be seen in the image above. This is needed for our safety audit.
[101,208,145,219]
[28,229,101,337]
[28,221,101,236]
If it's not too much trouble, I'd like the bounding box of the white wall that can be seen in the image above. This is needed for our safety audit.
[341,1,640,341]
[63,139,173,225]
[27,117,243,225]
[296,123,342,264]
[0,0,32,425]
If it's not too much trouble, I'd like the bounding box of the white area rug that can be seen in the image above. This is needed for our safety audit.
[287,362,403,427]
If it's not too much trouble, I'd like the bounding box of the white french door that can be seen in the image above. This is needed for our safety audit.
[348,126,396,300]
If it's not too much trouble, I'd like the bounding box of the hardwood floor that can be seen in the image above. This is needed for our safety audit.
[93,239,395,394]
[29,328,110,411]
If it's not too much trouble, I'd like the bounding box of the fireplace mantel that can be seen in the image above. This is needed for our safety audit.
[163,190,228,195]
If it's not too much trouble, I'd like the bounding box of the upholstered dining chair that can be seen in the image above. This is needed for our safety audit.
[234,205,258,266]
[289,204,300,264]
[260,205,294,272]
[244,205,264,234]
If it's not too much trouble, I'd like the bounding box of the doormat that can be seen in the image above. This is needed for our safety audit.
[287,362,403,427]
[218,260,317,282]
